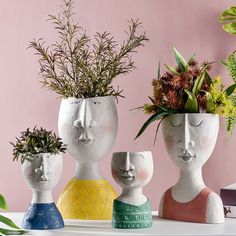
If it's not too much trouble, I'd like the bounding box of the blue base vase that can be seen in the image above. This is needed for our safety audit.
[22,203,64,230]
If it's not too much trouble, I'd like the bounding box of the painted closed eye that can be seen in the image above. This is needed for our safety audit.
[170,121,182,127]
[71,101,81,105]
[190,120,203,127]
[91,101,102,105]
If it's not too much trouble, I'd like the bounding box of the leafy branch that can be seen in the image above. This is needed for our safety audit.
[29,0,148,98]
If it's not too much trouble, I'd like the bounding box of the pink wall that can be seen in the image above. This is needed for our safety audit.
[0,0,236,211]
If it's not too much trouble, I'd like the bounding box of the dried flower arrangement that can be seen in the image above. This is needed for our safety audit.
[136,48,236,142]
[29,0,148,99]
[10,127,67,163]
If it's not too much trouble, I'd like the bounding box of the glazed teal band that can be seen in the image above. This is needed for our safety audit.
[112,199,152,229]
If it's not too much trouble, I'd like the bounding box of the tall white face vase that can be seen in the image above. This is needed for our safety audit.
[57,96,118,220]
[21,153,64,230]
[111,151,153,229]
[159,113,224,224]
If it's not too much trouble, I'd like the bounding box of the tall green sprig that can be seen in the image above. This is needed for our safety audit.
[29,0,148,98]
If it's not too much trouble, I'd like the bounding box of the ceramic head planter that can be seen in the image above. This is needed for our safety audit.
[158,113,224,224]
[57,96,118,219]
[136,48,236,224]
[111,151,153,229]
[11,127,66,229]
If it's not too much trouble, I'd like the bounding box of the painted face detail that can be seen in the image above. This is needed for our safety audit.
[58,96,118,162]
[111,152,153,188]
[162,114,219,172]
[22,153,63,191]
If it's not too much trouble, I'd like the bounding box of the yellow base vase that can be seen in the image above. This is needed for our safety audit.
[57,178,117,220]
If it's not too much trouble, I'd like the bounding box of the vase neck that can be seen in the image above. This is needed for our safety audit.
[172,168,206,202]
[32,190,53,204]
[117,187,147,206]
[74,161,103,180]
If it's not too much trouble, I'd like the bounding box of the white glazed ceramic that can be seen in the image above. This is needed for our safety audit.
[58,96,118,179]
[159,113,224,223]
[21,153,63,203]
[111,151,153,205]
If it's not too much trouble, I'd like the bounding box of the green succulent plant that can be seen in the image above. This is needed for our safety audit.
[136,48,236,143]
[29,0,148,99]
[10,127,66,163]
[0,194,26,235]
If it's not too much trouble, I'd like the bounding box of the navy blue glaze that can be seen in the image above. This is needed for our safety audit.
[22,203,64,230]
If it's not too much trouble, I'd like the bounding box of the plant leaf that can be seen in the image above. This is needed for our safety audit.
[219,7,236,22]
[0,195,8,210]
[222,22,236,35]
[173,47,188,72]
[184,89,198,112]
[164,64,178,75]
[0,228,26,235]
[192,71,206,95]
[225,83,236,96]
[188,53,196,64]
[135,110,176,139]
[205,91,214,113]
[157,61,161,80]
[0,215,20,230]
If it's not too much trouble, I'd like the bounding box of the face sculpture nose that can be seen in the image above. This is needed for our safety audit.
[73,99,95,129]
[35,156,49,182]
[120,152,135,172]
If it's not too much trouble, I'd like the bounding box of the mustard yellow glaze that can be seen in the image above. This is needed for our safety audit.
[57,178,117,219]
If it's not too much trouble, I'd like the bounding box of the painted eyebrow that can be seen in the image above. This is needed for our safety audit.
[189,120,203,127]
[135,154,144,158]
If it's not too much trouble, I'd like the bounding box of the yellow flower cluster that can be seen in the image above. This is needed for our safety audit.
[209,76,236,117]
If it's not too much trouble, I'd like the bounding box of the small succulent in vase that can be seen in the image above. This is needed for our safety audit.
[10,127,66,230]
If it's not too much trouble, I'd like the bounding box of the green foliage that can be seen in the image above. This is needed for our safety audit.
[0,195,7,210]
[184,89,198,112]
[10,127,66,163]
[173,47,188,72]
[0,195,26,235]
[29,0,148,99]
[219,6,236,35]
[222,52,236,82]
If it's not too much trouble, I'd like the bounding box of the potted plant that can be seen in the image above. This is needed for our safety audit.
[29,0,148,220]
[10,127,66,230]
[136,48,236,223]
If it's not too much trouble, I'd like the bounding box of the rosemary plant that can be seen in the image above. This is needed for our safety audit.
[29,0,148,99]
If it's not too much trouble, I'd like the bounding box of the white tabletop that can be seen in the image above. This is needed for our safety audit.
[2,212,236,236]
